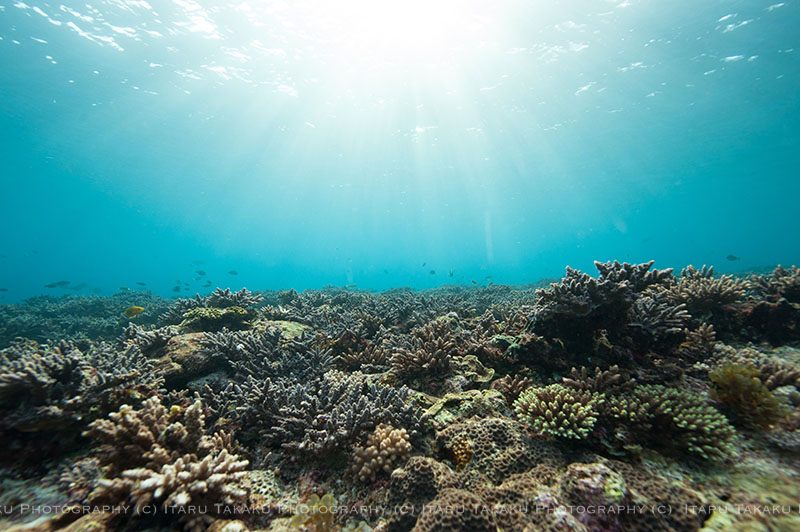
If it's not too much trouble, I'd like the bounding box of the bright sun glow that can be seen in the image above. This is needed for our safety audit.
[285,0,497,70]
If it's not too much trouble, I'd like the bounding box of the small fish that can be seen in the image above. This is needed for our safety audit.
[471,280,478,285]
[429,270,436,275]
[175,279,181,284]
[383,269,389,274]
[31,250,39,254]
[123,306,145,318]
[191,260,204,265]
[90,287,103,294]
[727,254,741,261]
[172,286,181,293]
[136,282,147,286]
[183,282,189,286]
[227,270,238,275]
[449,269,454,277]
[194,277,201,280]
[422,262,426,267]
[44,280,71,288]
[345,283,357,289]
[196,270,206,276]
[0,288,7,292]
[203,281,212,287]
[119,286,130,291]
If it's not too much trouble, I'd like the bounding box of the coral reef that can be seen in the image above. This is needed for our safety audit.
[3,260,800,532]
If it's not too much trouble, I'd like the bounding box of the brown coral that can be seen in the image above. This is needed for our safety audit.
[351,424,412,483]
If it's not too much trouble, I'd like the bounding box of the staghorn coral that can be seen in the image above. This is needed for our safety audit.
[514,384,603,439]
[627,291,690,344]
[119,323,178,355]
[0,292,171,349]
[388,319,460,378]
[530,260,682,365]
[759,359,800,390]
[351,424,412,483]
[85,396,249,532]
[594,259,674,291]
[0,340,162,436]
[750,265,800,302]
[232,371,427,457]
[490,373,533,405]
[561,364,634,393]
[709,363,789,427]
[534,265,634,321]
[666,265,747,315]
[336,342,390,372]
[680,322,718,360]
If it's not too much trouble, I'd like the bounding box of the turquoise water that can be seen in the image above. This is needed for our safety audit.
[1,0,798,301]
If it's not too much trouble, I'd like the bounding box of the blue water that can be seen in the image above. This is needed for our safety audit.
[1,0,798,302]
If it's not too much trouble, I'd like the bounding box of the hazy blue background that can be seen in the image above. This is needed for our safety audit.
[1,0,798,301]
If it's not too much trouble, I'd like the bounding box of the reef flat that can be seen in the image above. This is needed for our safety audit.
[2,261,800,532]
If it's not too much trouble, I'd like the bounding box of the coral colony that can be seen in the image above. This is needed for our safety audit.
[2,263,800,531]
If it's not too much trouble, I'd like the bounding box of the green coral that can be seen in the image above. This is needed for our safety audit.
[180,306,255,332]
[709,363,789,428]
[513,384,602,439]
[607,384,736,460]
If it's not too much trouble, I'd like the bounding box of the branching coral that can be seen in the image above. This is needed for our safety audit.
[561,365,633,394]
[490,374,534,405]
[514,384,602,439]
[627,291,690,344]
[607,384,736,460]
[85,396,249,532]
[709,363,789,427]
[750,265,800,303]
[594,259,674,291]
[389,319,460,378]
[680,322,718,359]
[231,372,427,457]
[0,340,161,434]
[351,424,412,483]
[666,265,747,315]
[120,323,178,355]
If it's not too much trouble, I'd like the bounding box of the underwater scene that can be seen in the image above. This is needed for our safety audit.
[1,0,800,531]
